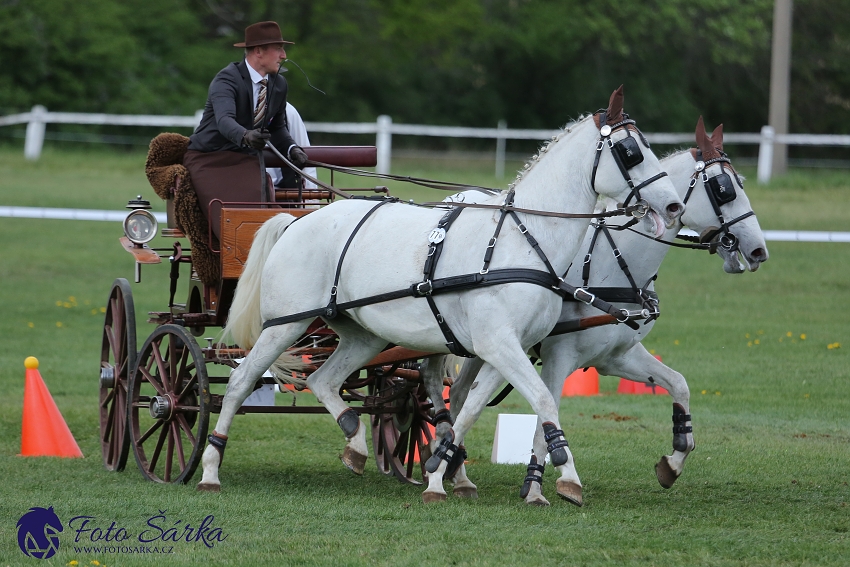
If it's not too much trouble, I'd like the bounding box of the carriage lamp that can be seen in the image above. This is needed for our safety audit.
[124,196,158,245]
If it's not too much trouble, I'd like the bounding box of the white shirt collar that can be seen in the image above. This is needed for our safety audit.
[245,59,267,84]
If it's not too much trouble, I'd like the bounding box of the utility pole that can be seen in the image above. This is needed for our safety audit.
[768,0,793,177]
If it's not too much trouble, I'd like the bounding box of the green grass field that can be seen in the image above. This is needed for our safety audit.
[0,145,848,566]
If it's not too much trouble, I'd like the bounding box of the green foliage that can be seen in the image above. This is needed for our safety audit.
[1,1,849,137]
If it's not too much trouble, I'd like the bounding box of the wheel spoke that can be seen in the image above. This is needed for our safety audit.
[103,395,115,441]
[100,387,115,409]
[151,339,170,392]
[172,421,186,471]
[138,364,166,397]
[176,414,197,446]
[148,424,169,474]
[165,425,174,482]
[176,374,198,403]
[138,418,164,445]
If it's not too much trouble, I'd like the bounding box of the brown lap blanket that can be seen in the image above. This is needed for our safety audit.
[143,134,213,286]
[182,150,265,242]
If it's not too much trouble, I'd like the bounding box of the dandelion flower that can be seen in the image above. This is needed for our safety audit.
[754,339,760,345]
[68,562,79,566]
[701,390,707,395]
[804,394,810,398]
[55,300,63,306]
[99,306,106,313]
[800,334,806,340]
[757,330,764,335]
[748,341,753,347]
[715,391,721,396]
[786,331,792,337]
[91,561,100,566]
[674,340,680,345]
[745,333,750,339]
[28,322,34,328]
[56,322,63,328]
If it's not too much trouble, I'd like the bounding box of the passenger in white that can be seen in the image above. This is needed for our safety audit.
[267,102,318,189]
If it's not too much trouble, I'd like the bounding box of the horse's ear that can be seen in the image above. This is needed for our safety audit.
[711,123,724,152]
[606,85,625,124]
[695,116,720,160]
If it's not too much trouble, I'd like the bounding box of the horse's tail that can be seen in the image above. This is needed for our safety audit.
[223,213,297,350]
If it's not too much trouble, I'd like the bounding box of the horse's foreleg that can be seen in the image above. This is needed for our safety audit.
[423,363,503,503]
[479,343,583,506]
[599,344,694,488]
[307,320,388,475]
[419,355,452,464]
[197,323,308,491]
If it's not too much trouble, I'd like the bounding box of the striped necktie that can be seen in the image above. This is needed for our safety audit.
[253,78,268,129]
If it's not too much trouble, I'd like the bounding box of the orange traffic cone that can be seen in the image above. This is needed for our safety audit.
[616,355,668,395]
[20,357,83,458]
[562,367,599,396]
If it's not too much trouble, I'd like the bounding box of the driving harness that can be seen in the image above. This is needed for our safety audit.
[262,113,671,359]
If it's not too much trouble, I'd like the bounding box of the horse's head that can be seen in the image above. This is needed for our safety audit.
[590,86,684,236]
[679,117,769,272]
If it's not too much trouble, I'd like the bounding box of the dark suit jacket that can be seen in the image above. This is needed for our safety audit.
[188,60,296,154]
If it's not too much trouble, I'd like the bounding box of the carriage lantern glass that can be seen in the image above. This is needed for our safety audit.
[123,196,157,245]
[123,210,158,245]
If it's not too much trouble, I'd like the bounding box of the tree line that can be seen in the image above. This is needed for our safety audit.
[1,0,848,138]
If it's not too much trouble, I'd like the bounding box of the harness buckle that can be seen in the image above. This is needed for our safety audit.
[436,313,444,324]
[487,237,497,248]
[517,223,528,234]
[616,308,630,323]
[573,288,596,305]
[596,140,605,151]
[613,248,622,258]
[427,246,436,257]
[330,286,338,296]
[606,138,615,149]
[415,280,433,296]
[479,268,490,275]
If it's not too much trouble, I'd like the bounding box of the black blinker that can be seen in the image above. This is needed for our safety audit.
[613,136,644,169]
[707,172,737,205]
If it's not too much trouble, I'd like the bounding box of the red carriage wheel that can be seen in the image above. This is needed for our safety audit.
[99,278,136,472]
[370,372,434,485]
[128,324,211,483]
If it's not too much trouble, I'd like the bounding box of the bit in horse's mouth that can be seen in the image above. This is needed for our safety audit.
[646,210,666,238]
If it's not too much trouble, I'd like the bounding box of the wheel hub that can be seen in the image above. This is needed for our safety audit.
[100,366,115,389]
[149,395,174,420]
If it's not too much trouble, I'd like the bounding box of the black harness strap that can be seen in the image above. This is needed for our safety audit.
[422,206,472,357]
[325,197,397,319]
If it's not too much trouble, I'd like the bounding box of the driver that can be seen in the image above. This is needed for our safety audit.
[183,21,309,239]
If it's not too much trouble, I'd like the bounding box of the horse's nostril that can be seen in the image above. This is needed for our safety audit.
[751,248,767,262]
[666,203,682,216]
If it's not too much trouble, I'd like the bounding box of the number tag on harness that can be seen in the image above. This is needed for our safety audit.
[428,227,446,244]
[707,172,737,205]
[613,136,644,169]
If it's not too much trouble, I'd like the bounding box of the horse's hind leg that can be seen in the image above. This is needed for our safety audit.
[599,344,694,488]
[306,318,388,475]
[197,321,310,491]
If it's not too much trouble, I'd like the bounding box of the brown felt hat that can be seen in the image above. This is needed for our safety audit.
[233,21,294,48]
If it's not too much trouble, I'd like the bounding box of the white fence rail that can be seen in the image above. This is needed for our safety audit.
[3,105,849,183]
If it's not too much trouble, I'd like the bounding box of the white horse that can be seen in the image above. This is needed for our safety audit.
[421,117,769,506]
[195,87,685,503]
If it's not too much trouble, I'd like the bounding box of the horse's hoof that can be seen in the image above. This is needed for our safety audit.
[452,486,478,499]
[422,491,447,504]
[556,479,583,507]
[526,495,550,507]
[196,482,221,493]
[340,446,367,475]
[655,456,680,489]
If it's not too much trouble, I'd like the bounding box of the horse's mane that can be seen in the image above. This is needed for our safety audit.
[508,114,594,190]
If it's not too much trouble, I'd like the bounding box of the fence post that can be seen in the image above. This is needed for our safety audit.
[757,125,775,184]
[495,119,507,179]
[24,105,47,161]
[376,115,392,174]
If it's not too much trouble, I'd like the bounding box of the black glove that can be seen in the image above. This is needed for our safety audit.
[242,129,270,150]
[289,146,309,169]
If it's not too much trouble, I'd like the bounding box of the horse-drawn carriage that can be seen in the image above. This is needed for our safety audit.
[99,87,767,505]
[99,142,443,486]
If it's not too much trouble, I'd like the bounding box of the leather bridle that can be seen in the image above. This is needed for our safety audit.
[590,111,669,208]
[684,150,755,254]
